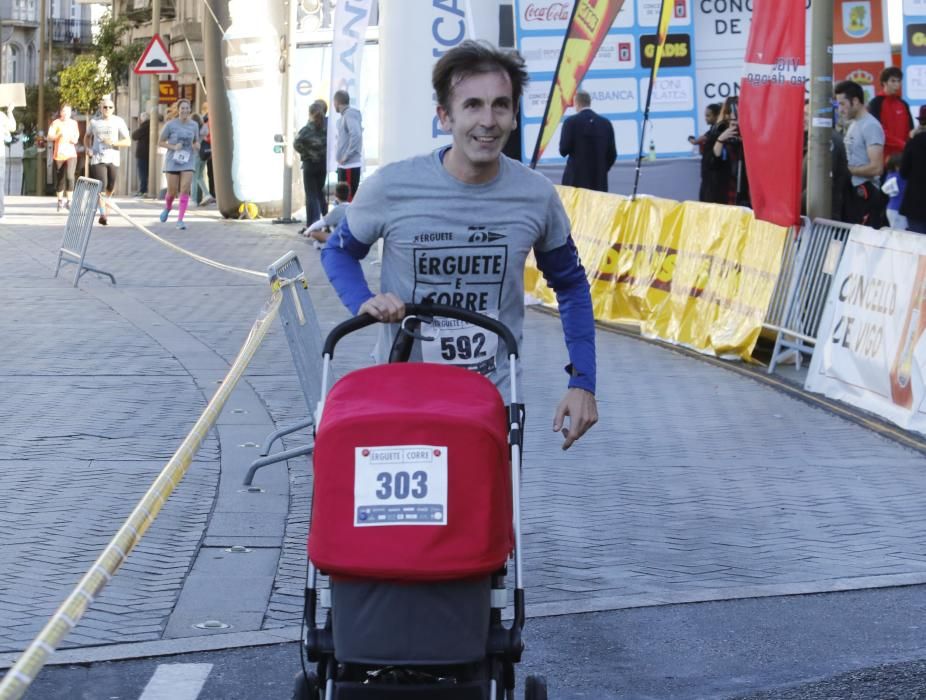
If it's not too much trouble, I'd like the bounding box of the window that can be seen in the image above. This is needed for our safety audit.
[8,45,21,83]
[26,44,35,85]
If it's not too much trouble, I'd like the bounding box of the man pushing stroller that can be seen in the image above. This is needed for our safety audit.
[321,40,598,450]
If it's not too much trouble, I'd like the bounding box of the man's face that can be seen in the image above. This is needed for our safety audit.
[884,76,902,96]
[836,93,859,121]
[100,100,115,116]
[61,106,71,120]
[334,100,345,114]
[436,70,517,177]
[704,108,716,125]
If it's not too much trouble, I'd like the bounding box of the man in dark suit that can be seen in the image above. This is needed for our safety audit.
[558,90,617,192]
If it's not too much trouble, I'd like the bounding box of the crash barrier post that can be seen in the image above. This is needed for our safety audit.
[763,216,808,334]
[767,218,854,374]
[243,252,326,486]
[53,177,115,288]
[0,293,282,700]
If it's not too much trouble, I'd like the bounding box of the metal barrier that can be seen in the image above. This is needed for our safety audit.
[764,217,808,332]
[243,252,326,486]
[53,177,115,288]
[767,218,854,374]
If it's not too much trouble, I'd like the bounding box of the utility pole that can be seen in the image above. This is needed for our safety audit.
[147,0,161,198]
[274,0,298,224]
[807,0,834,220]
[36,0,47,196]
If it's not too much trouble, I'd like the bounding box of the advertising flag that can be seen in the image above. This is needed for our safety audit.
[529,0,627,167]
[328,0,374,171]
[739,0,806,227]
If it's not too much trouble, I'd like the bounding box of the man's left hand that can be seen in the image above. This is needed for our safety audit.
[553,387,598,450]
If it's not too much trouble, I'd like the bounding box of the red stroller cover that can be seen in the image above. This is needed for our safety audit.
[308,363,514,581]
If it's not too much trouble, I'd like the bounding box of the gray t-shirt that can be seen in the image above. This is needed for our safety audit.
[346,148,571,389]
[88,116,130,167]
[160,118,200,172]
[844,112,885,187]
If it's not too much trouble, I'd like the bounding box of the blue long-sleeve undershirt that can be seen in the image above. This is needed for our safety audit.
[320,219,597,394]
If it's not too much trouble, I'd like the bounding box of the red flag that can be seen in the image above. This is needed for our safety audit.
[739,0,806,227]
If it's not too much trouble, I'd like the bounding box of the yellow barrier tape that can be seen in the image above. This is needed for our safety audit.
[0,292,283,700]
[107,200,267,281]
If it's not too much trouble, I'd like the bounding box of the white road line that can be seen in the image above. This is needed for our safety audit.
[139,663,213,700]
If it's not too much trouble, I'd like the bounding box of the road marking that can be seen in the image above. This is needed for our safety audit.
[139,663,212,700]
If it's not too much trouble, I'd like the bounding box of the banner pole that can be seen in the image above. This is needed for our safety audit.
[631,0,671,201]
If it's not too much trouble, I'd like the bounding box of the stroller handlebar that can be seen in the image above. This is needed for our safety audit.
[323,303,520,360]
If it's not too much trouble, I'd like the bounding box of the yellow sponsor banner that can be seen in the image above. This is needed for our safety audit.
[527,188,787,360]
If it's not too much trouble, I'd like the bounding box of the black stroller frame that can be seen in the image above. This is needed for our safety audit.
[294,303,545,700]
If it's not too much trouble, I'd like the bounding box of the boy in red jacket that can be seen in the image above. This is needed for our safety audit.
[868,66,914,164]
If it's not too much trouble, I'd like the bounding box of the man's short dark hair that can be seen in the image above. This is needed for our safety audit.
[834,80,865,104]
[880,66,903,85]
[333,90,349,107]
[335,181,350,201]
[574,90,591,108]
[432,40,529,111]
[707,103,721,117]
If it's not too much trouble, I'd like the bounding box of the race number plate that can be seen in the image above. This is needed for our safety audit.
[420,315,498,374]
[354,445,448,527]
[174,150,190,164]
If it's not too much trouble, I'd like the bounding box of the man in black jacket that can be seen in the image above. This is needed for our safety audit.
[558,90,617,192]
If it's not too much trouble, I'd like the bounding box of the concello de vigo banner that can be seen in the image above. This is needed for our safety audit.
[525,189,788,360]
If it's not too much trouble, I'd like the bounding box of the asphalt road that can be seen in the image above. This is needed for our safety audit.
[23,585,926,699]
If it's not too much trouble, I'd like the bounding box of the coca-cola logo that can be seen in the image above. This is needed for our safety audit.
[523,2,571,23]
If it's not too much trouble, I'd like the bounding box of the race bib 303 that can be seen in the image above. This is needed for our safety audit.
[354,445,448,527]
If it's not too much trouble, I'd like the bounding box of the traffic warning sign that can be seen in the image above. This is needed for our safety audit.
[134,35,178,75]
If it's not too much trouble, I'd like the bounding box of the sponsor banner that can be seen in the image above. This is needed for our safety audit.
[527,0,630,165]
[905,4,926,113]
[834,60,884,102]
[740,0,806,228]
[525,189,787,360]
[516,0,698,163]
[806,227,926,434]
[378,0,497,166]
[327,0,374,171]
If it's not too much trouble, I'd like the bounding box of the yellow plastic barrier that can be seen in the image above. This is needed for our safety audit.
[527,189,788,360]
[0,293,282,700]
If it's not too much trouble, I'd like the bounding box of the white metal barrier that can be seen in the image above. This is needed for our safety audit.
[766,218,854,374]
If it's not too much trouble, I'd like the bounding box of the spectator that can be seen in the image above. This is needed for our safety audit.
[883,154,907,230]
[47,103,79,211]
[900,126,926,233]
[836,80,886,228]
[911,104,926,139]
[190,113,211,206]
[294,101,328,233]
[132,112,150,197]
[0,104,15,219]
[200,109,215,201]
[333,90,363,200]
[706,96,749,206]
[868,67,913,164]
[801,100,850,221]
[558,89,617,192]
[303,181,350,247]
[694,103,722,202]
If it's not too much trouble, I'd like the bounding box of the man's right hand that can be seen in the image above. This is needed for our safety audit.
[358,293,405,323]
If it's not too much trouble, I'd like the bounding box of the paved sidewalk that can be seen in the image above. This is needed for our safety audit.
[1,196,926,660]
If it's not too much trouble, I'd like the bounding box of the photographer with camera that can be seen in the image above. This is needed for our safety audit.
[703,96,750,207]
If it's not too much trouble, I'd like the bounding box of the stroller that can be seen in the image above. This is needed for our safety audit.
[293,304,547,699]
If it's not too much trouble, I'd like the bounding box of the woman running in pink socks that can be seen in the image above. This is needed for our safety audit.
[158,99,200,230]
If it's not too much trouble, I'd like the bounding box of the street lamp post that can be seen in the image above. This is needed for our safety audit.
[36,0,47,196]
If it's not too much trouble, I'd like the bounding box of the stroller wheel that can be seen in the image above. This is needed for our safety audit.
[524,674,548,700]
[292,670,320,699]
